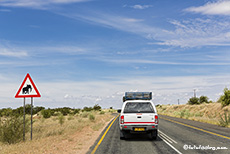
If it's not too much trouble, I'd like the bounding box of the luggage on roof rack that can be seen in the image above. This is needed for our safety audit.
[123,92,152,102]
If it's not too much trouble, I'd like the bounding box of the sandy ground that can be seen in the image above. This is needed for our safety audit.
[57,120,112,154]
[0,113,116,154]
[42,116,114,154]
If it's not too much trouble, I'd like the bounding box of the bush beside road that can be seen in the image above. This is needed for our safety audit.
[0,107,116,154]
[156,103,230,128]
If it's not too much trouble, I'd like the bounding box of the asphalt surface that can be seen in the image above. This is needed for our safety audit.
[88,114,230,154]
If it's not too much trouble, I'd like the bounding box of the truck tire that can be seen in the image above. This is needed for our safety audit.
[150,130,158,140]
[120,130,126,140]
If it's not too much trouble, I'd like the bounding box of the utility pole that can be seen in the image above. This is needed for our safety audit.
[178,99,180,105]
[194,89,196,98]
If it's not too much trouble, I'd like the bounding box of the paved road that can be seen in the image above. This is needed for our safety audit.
[88,114,230,154]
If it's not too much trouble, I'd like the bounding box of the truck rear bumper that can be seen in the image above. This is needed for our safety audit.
[120,124,158,132]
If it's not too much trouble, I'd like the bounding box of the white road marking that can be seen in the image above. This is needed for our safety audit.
[159,136,182,154]
[159,133,173,143]
[158,129,182,154]
[159,130,178,144]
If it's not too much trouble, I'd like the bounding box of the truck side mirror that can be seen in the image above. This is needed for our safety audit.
[117,109,121,113]
[123,96,126,102]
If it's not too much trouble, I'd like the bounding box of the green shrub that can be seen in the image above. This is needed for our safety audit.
[33,106,45,114]
[73,109,80,115]
[82,107,93,112]
[89,114,95,121]
[199,96,209,104]
[174,111,180,117]
[188,97,199,105]
[179,109,186,118]
[156,104,161,108]
[59,107,71,116]
[218,111,230,127]
[12,107,23,117]
[58,114,65,126]
[0,106,45,117]
[219,88,230,107]
[100,111,105,114]
[82,112,89,118]
[176,109,191,118]
[217,95,224,103]
[67,115,74,121]
[161,107,166,112]
[93,104,101,111]
[0,116,29,144]
[184,110,191,119]
[41,109,52,119]
[109,109,114,112]
[0,108,13,117]
[195,112,203,117]
[53,111,61,117]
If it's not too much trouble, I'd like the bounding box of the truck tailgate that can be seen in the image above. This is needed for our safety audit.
[124,113,155,124]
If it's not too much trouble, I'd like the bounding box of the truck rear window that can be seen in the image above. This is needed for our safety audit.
[123,102,155,113]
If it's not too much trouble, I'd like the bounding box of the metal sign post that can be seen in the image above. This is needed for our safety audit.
[23,97,25,141]
[15,73,41,141]
[31,97,33,140]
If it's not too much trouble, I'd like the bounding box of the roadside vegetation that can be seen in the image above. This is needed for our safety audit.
[156,87,230,128]
[0,104,116,153]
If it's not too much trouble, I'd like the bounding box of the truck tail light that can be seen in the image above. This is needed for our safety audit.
[155,115,158,124]
[120,115,124,124]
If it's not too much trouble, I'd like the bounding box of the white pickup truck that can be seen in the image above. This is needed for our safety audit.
[118,92,158,140]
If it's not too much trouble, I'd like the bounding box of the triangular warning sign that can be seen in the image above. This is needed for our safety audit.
[15,73,41,98]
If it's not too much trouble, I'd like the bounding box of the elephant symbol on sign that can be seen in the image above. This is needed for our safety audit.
[22,84,32,94]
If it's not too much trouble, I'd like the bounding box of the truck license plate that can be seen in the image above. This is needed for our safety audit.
[134,128,145,131]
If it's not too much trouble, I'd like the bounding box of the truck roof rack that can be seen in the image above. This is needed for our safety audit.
[123,92,152,102]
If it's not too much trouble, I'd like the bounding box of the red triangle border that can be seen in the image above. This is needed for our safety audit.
[15,73,41,98]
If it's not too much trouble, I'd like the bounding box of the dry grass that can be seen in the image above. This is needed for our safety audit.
[157,103,230,127]
[0,110,115,154]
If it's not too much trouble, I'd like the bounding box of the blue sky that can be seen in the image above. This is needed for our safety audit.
[1,0,230,109]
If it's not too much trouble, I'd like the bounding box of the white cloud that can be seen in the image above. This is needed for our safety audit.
[0,42,100,69]
[58,11,162,41]
[40,46,91,55]
[2,1,230,49]
[101,57,230,66]
[95,98,102,102]
[0,47,28,58]
[131,5,152,10]
[154,18,230,47]
[0,0,89,9]
[1,72,229,108]
[122,18,144,22]
[1,42,92,57]
[185,0,230,15]
[57,10,230,47]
